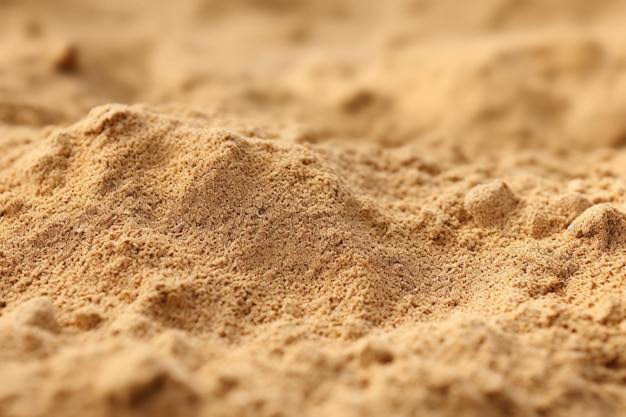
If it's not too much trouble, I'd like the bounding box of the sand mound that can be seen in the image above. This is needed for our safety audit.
[2,104,435,334]
[3,0,626,416]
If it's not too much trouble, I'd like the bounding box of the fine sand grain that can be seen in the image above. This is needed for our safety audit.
[2,1,626,416]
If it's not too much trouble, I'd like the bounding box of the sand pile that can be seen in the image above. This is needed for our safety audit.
[2,0,626,416]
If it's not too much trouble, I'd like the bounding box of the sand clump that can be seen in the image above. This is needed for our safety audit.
[464,180,519,228]
[2,0,626,416]
[568,203,626,249]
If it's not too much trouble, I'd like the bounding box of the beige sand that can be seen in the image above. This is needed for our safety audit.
[2,1,626,416]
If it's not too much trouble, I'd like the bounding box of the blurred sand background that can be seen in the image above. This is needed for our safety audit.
[2,0,626,416]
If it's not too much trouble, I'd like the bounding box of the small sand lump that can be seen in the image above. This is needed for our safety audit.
[73,305,105,330]
[9,297,60,334]
[551,193,591,223]
[464,180,519,228]
[568,203,626,250]
[528,193,592,238]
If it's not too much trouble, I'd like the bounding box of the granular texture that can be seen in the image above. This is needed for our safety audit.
[2,1,626,416]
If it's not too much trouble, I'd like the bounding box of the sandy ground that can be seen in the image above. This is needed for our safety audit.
[2,1,626,416]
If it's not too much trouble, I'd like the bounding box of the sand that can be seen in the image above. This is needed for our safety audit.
[2,0,626,416]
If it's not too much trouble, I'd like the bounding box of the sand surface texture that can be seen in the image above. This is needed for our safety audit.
[3,1,626,416]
